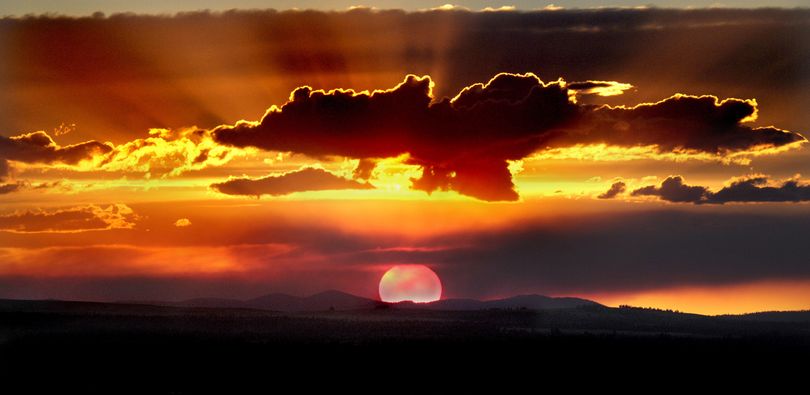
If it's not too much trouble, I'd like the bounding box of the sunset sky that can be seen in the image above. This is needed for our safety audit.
[1,4,809,314]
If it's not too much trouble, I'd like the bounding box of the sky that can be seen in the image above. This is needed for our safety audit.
[1,5,810,314]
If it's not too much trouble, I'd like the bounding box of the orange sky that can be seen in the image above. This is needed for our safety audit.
[1,8,810,314]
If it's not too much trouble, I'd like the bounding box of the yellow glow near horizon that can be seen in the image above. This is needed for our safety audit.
[589,279,810,315]
[527,142,807,165]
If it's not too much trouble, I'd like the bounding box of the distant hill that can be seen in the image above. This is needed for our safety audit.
[401,294,602,311]
[3,298,810,339]
[124,291,601,313]
[174,297,248,309]
[245,290,382,311]
[720,310,810,323]
[153,290,383,312]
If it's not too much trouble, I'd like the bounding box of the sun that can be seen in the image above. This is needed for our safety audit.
[378,265,442,303]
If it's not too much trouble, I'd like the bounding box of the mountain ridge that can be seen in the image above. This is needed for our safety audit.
[118,290,603,312]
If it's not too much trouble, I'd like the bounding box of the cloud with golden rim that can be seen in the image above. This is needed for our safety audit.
[212,72,805,201]
[211,167,374,197]
[0,204,138,233]
[0,131,112,165]
[598,181,626,199]
[622,175,810,204]
[1,73,805,201]
[1,128,250,191]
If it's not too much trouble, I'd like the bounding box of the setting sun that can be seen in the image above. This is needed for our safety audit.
[379,265,442,303]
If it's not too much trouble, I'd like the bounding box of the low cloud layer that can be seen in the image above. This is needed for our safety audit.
[625,175,810,204]
[210,167,373,197]
[2,209,810,300]
[0,204,138,233]
[0,182,24,195]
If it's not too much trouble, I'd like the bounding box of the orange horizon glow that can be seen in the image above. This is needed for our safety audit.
[587,279,810,315]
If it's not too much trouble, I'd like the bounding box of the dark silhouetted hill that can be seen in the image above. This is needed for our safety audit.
[245,290,382,311]
[720,310,810,323]
[121,290,601,312]
[3,297,808,390]
[415,294,601,310]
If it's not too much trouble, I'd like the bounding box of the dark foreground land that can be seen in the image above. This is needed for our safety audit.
[1,299,809,390]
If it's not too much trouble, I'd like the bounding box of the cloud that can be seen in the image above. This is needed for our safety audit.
[631,175,810,204]
[708,176,810,203]
[0,243,291,280]
[428,210,810,296]
[213,73,804,201]
[570,95,804,155]
[0,182,25,195]
[631,176,710,203]
[1,9,807,201]
[211,167,374,197]
[0,179,72,196]
[0,159,9,181]
[6,209,802,300]
[568,80,633,97]
[0,134,98,194]
[94,128,248,177]
[3,128,248,178]
[0,204,139,233]
[0,131,111,165]
[174,218,192,227]
[598,181,626,199]
[212,73,574,201]
[1,76,803,202]
[2,8,808,143]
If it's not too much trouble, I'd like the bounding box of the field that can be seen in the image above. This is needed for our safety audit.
[1,299,808,390]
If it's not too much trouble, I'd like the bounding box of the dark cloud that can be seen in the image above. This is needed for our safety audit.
[632,175,810,204]
[2,8,808,144]
[213,73,804,201]
[631,176,710,203]
[0,131,111,165]
[570,95,804,154]
[568,81,618,90]
[210,167,374,197]
[0,179,74,196]
[709,176,810,203]
[0,204,137,233]
[213,73,577,201]
[598,181,626,199]
[0,132,111,195]
[0,9,806,201]
[0,182,24,195]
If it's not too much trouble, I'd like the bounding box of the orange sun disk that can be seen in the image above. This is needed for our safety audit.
[378,265,442,303]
